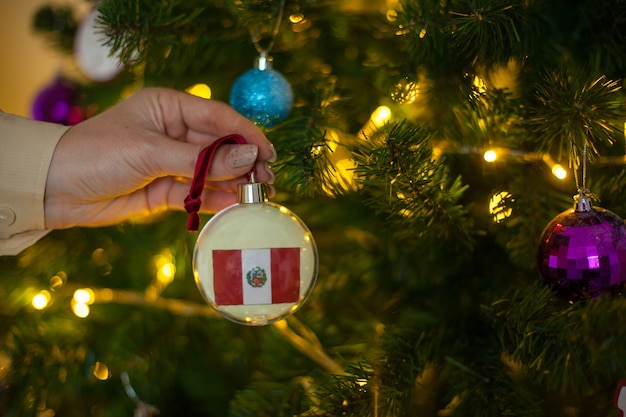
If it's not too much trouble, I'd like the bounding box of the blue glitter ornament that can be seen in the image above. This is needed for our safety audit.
[230,53,293,127]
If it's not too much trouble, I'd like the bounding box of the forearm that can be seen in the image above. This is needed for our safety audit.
[0,111,69,256]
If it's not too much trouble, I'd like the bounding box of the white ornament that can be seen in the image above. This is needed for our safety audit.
[193,179,318,326]
[74,7,124,82]
[617,380,626,417]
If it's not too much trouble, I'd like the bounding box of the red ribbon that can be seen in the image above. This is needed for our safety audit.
[184,134,249,231]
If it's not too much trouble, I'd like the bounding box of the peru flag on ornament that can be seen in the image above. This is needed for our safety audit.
[212,248,300,306]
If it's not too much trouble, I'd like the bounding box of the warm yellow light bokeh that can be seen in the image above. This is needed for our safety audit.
[371,106,392,125]
[473,76,487,94]
[489,191,513,223]
[483,149,497,162]
[551,164,567,180]
[72,301,90,318]
[289,13,305,23]
[93,362,110,380]
[157,263,176,284]
[186,83,212,99]
[74,288,95,305]
[32,290,51,310]
[392,79,419,104]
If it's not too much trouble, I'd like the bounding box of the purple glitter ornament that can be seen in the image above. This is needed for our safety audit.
[31,77,83,125]
[537,194,626,301]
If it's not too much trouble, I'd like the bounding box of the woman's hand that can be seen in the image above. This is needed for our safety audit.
[44,87,276,229]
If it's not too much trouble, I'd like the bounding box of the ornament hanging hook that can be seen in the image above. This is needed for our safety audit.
[573,142,589,197]
[247,169,258,183]
[248,0,286,56]
[573,142,595,212]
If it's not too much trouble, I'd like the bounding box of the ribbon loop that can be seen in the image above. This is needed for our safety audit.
[185,134,249,231]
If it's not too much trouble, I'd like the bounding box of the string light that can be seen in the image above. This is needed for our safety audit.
[551,163,567,179]
[273,317,345,375]
[74,288,95,304]
[186,83,212,99]
[438,142,570,182]
[360,105,393,138]
[371,106,392,126]
[145,250,177,301]
[62,288,341,379]
[434,141,573,220]
[483,149,497,162]
[158,263,176,284]
[72,301,90,318]
[71,288,95,318]
[333,158,356,189]
[32,290,51,310]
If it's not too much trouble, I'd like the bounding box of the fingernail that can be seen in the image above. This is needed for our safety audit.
[264,161,275,184]
[226,145,258,169]
[268,142,278,163]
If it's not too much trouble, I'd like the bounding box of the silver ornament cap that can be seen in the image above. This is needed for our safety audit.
[238,171,268,204]
[574,189,594,212]
[254,51,273,71]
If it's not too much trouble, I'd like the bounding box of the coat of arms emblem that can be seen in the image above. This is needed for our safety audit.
[246,266,267,288]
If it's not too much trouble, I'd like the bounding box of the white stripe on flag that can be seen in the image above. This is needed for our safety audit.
[241,248,272,305]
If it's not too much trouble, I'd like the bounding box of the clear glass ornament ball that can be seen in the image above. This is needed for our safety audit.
[193,192,317,326]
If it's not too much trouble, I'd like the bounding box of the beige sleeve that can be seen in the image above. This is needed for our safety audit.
[0,111,70,256]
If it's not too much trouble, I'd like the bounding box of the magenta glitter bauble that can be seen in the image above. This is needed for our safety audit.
[537,198,626,301]
[31,78,84,125]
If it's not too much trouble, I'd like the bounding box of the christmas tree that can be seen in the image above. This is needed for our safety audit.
[3,0,626,415]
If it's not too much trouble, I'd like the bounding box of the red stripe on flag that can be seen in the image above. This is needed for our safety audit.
[213,249,243,305]
[271,248,300,303]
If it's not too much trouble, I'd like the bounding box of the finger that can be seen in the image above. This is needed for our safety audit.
[145,136,204,179]
[185,99,276,162]
[150,134,277,185]
[251,160,275,184]
[207,144,275,183]
[152,88,278,162]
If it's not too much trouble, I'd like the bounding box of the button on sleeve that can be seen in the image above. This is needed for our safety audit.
[0,206,16,227]
[0,112,70,255]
